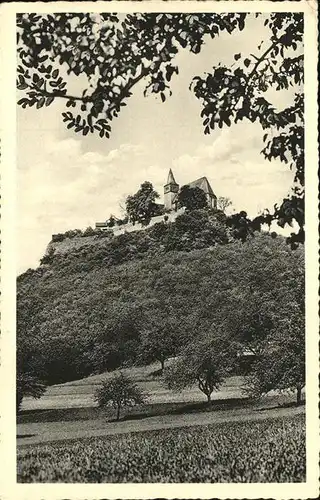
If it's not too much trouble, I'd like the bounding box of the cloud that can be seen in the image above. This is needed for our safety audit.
[172,121,294,215]
[17,136,162,272]
[18,120,294,274]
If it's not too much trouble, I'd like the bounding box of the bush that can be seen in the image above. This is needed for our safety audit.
[96,229,114,239]
[63,229,83,239]
[40,247,55,265]
[51,233,65,242]
[82,226,96,237]
[106,216,116,227]
[148,221,168,240]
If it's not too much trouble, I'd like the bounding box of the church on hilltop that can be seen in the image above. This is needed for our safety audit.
[164,169,217,211]
[95,169,217,232]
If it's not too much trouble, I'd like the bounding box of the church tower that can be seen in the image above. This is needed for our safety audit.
[164,169,179,211]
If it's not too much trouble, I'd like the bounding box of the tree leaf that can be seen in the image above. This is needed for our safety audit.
[36,97,45,109]
[45,96,54,106]
[38,54,49,63]
[36,78,44,88]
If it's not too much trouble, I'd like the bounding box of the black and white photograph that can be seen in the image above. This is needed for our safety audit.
[0,0,318,497]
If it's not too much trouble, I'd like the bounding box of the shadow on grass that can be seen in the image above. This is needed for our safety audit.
[254,399,305,412]
[18,398,252,425]
[18,395,301,425]
[17,434,36,439]
[119,396,254,422]
[18,406,101,424]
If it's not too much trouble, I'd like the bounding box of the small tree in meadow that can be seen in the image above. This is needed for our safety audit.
[94,372,148,421]
[164,333,237,403]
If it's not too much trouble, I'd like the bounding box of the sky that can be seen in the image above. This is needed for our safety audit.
[17,14,299,274]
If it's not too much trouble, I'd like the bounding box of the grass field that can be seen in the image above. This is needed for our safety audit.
[18,363,304,448]
[17,413,305,483]
[21,362,243,411]
[17,363,305,483]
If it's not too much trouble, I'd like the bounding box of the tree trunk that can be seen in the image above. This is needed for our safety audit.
[160,358,165,372]
[296,386,302,405]
[116,404,121,421]
[206,393,211,404]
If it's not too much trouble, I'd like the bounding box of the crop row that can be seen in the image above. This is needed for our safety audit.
[18,414,305,483]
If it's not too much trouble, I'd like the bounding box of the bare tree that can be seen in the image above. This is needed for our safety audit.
[217,196,233,213]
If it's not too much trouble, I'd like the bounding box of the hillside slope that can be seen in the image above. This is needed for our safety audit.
[17,222,304,386]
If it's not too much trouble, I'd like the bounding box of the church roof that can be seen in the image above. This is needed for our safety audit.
[166,168,178,185]
[187,176,216,198]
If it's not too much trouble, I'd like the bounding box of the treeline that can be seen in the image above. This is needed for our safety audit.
[40,209,232,270]
[17,227,304,406]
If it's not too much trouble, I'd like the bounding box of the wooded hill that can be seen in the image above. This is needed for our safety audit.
[17,210,304,390]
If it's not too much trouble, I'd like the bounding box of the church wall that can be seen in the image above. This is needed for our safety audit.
[111,209,184,236]
[164,190,177,211]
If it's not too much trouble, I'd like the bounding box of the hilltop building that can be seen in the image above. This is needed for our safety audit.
[95,169,217,232]
[164,169,217,211]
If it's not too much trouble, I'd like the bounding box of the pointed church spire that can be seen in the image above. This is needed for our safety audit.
[167,168,178,185]
[164,169,179,211]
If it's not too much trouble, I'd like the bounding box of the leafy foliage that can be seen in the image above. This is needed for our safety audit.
[137,300,184,370]
[177,185,209,212]
[18,414,305,482]
[125,181,161,226]
[17,13,304,241]
[226,210,257,243]
[17,13,246,134]
[244,304,305,404]
[159,209,230,251]
[50,227,113,243]
[17,230,304,389]
[16,374,46,413]
[191,13,303,244]
[94,372,148,420]
[165,332,237,402]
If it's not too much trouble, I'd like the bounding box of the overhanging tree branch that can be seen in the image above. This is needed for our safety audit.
[28,64,150,114]
[248,38,280,80]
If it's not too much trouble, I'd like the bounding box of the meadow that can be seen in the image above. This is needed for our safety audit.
[18,413,305,483]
